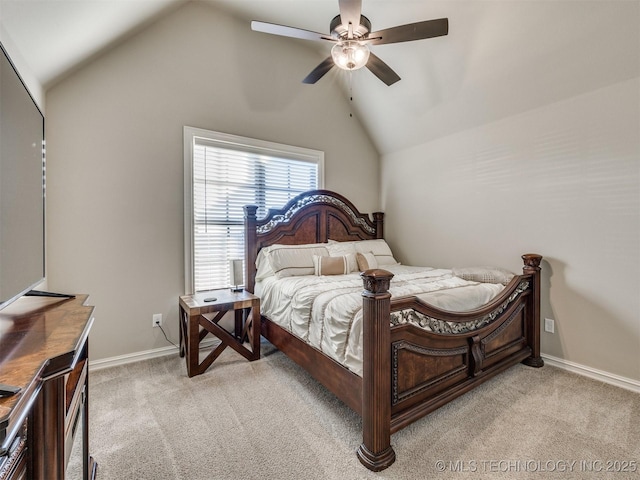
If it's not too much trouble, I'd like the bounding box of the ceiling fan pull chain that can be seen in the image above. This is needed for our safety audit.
[349,71,354,118]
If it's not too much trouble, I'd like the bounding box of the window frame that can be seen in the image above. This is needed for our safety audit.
[183,126,324,294]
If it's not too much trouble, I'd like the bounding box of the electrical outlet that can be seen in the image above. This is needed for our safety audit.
[152,313,162,328]
[544,317,555,334]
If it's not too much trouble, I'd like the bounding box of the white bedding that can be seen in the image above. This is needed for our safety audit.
[258,264,506,376]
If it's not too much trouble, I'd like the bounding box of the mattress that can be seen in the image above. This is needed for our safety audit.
[257,264,506,376]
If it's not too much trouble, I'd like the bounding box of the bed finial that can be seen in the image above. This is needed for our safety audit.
[361,268,393,294]
[522,253,542,270]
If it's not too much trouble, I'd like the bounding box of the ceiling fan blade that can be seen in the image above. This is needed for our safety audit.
[251,21,334,42]
[339,0,362,31]
[366,52,401,86]
[368,18,449,45]
[302,57,335,84]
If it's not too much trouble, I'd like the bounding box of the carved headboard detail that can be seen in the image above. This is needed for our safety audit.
[243,190,383,292]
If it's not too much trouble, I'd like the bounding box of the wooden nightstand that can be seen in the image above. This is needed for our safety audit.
[178,289,260,377]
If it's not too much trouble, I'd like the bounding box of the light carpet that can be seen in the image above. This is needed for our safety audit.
[68,342,640,479]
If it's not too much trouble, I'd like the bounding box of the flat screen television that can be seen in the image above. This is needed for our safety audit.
[0,41,46,312]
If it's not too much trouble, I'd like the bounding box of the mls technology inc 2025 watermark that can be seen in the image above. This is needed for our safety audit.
[434,459,638,474]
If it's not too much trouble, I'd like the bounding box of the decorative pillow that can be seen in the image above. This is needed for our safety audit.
[452,266,515,285]
[326,242,358,272]
[267,243,329,278]
[328,239,399,266]
[356,252,378,271]
[355,239,398,265]
[313,254,352,276]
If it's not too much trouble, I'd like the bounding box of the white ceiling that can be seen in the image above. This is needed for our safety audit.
[1,0,638,154]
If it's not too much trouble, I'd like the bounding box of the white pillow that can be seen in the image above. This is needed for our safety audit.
[267,243,329,278]
[329,239,398,266]
[255,247,274,281]
[355,239,398,265]
[326,242,358,272]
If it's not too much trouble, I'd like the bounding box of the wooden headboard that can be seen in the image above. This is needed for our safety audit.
[243,190,383,293]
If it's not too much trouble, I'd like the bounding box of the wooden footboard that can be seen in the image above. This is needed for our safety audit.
[244,190,543,472]
[358,254,543,470]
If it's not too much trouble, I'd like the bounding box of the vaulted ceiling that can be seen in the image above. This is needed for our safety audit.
[1,0,638,154]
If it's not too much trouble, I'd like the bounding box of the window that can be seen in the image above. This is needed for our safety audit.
[184,127,323,293]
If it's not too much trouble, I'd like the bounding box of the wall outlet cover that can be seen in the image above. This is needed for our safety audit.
[544,317,555,334]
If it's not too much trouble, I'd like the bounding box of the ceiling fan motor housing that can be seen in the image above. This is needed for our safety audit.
[330,14,371,40]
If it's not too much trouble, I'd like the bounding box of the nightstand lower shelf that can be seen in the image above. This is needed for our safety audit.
[178,290,260,377]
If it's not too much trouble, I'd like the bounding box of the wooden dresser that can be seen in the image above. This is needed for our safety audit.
[0,295,96,480]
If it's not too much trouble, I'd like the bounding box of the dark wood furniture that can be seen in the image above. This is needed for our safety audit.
[178,289,260,377]
[0,295,96,480]
[244,189,543,471]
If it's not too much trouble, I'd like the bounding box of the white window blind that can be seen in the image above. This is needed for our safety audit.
[184,127,323,293]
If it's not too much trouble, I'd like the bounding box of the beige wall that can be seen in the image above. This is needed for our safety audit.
[45,1,380,361]
[382,78,640,382]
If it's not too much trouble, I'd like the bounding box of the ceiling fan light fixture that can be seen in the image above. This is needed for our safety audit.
[331,41,370,71]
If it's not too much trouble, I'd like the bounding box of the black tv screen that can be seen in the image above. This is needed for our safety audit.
[0,42,45,311]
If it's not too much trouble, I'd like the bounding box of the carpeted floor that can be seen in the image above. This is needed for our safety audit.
[68,342,640,479]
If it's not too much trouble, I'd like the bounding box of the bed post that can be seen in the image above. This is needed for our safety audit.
[373,212,384,239]
[244,205,258,294]
[357,269,396,471]
[521,253,544,368]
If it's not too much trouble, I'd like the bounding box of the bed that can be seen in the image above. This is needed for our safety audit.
[243,189,543,471]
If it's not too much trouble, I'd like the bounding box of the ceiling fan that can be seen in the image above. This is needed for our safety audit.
[251,0,448,86]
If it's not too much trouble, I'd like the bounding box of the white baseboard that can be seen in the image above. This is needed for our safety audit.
[89,346,640,394]
[541,353,640,393]
[88,340,219,372]
[89,345,178,371]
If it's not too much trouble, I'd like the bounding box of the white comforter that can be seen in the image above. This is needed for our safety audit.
[258,265,505,376]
